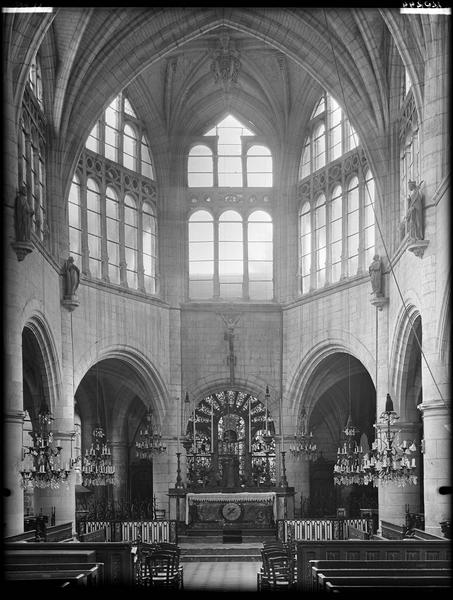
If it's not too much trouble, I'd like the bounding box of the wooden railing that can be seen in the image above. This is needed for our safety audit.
[278,518,370,542]
[78,519,177,543]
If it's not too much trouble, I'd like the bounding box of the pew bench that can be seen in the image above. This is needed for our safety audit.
[317,574,452,592]
[295,539,451,589]
[4,549,97,564]
[311,567,451,591]
[4,570,89,587]
[4,542,134,586]
[5,562,104,586]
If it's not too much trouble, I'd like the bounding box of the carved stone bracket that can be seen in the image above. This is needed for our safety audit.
[407,239,429,258]
[61,296,80,312]
[11,240,34,261]
[370,294,389,311]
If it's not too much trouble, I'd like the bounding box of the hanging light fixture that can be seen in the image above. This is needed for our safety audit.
[135,406,166,460]
[82,424,115,486]
[289,407,318,460]
[260,385,274,447]
[362,394,417,487]
[333,356,365,486]
[20,404,71,490]
[81,365,115,486]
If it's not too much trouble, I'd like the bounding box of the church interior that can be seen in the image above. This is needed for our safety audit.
[3,5,451,591]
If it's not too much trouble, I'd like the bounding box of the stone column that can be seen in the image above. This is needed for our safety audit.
[286,454,310,516]
[418,400,450,535]
[4,410,26,536]
[111,441,129,503]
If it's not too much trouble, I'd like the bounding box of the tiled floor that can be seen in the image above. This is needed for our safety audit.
[182,561,261,592]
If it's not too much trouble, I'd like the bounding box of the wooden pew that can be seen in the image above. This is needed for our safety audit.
[5,570,89,587]
[4,549,97,564]
[324,580,452,593]
[4,542,134,586]
[5,563,104,586]
[295,539,451,590]
[318,574,452,589]
[311,567,451,592]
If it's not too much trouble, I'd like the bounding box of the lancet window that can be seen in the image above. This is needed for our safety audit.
[298,92,375,295]
[68,92,158,294]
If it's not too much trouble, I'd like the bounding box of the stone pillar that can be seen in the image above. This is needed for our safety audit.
[377,421,422,528]
[4,410,26,537]
[286,454,310,516]
[111,441,129,503]
[418,400,450,535]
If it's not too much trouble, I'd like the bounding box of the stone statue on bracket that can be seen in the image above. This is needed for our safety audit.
[11,183,34,261]
[61,256,80,311]
[15,183,34,242]
[368,254,383,297]
[405,179,424,241]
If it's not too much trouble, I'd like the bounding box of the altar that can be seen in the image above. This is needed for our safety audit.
[168,486,295,526]
[185,491,277,526]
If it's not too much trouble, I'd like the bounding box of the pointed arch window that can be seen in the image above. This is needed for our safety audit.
[297,91,375,295]
[248,210,273,300]
[188,209,274,301]
[124,194,138,288]
[104,96,120,162]
[72,91,158,295]
[219,210,243,299]
[188,145,214,187]
[299,201,311,294]
[346,176,359,277]
[313,123,326,171]
[246,145,272,187]
[141,137,154,179]
[363,169,375,267]
[314,194,327,287]
[106,186,120,285]
[143,201,157,294]
[187,114,272,188]
[87,178,102,279]
[123,124,137,171]
[330,184,342,283]
[188,210,214,299]
[68,174,82,264]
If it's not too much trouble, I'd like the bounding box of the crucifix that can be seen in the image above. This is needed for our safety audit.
[220,314,240,385]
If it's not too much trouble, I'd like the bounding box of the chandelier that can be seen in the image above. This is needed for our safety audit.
[289,407,317,460]
[82,425,115,486]
[333,414,365,486]
[20,404,71,490]
[135,407,166,460]
[362,394,417,487]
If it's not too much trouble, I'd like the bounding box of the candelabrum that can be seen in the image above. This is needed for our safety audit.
[20,406,71,490]
[135,407,167,460]
[333,415,365,486]
[289,409,318,460]
[362,394,417,487]
[82,425,115,486]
